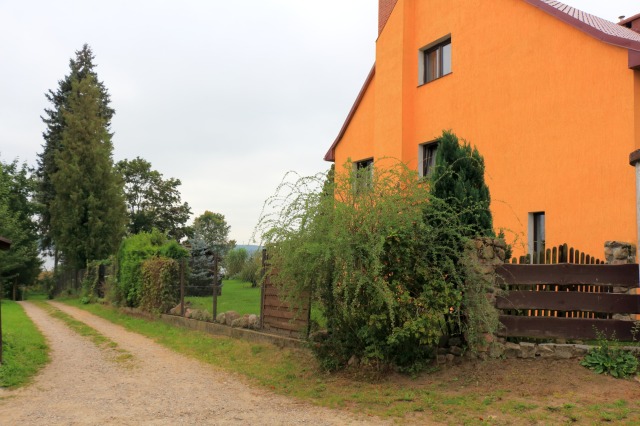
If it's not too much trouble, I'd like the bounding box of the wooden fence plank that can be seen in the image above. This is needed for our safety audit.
[497,264,638,286]
[262,308,309,320]
[496,292,640,314]
[498,315,637,340]
[263,318,307,333]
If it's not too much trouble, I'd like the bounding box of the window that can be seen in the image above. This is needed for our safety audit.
[420,37,451,84]
[355,158,373,171]
[419,142,438,178]
[354,158,373,191]
[528,212,546,260]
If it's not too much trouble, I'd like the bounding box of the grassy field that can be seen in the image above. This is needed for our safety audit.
[185,279,260,315]
[0,300,49,388]
[64,299,640,424]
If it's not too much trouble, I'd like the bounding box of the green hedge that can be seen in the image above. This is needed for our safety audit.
[116,230,187,307]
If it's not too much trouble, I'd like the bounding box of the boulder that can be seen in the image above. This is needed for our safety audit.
[519,342,536,359]
[224,311,240,326]
[231,316,249,328]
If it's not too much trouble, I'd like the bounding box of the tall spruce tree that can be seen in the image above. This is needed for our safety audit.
[430,130,493,236]
[47,59,125,269]
[37,44,114,264]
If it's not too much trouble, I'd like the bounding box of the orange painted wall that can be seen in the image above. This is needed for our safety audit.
[333,0,639,258]
[334,75,376,164]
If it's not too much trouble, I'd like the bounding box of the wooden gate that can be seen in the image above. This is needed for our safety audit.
[496,263,640,340]
[260,250,310,338]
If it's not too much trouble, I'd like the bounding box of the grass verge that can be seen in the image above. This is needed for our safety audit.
[0,300,49,389]
[61,299,640,424]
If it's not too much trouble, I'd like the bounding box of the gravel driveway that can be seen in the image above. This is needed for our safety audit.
[0,301,386,425]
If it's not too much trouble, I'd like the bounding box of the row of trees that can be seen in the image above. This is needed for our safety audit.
[0,159,41,297]
[0,44,234,299]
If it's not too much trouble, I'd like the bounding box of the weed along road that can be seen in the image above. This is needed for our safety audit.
[0,301,389,425]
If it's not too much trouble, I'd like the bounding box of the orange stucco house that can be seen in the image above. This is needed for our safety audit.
[324,0,640,259]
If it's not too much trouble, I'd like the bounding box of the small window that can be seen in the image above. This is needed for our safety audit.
[420,38,451,84]
[354,158,373,191]
[528,212,546,260]
[419,142,438,178]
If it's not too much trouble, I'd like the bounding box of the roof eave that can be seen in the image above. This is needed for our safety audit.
[0,236,12,250]
[324,64,376,162]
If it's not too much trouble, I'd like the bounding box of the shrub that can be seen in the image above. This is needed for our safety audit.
[581,332,639,378]
[139,257,180,314]
[226,247,248,278]
[116,230,188,307]
[257,160,494,372]
[238,250,262,288]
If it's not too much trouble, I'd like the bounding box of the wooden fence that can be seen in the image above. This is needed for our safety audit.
[510,243,603,265]
[496,263,640,340]
[260,251,310,338]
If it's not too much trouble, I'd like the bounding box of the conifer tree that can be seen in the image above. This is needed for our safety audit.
[37,44,114,263]
[430,131,493,236]
[49,71,125,269]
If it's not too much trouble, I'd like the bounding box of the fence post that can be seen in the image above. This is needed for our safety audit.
[180,258,185,317]
[260,249,267,329]
[212,255,219,321]
[463,237,507,358]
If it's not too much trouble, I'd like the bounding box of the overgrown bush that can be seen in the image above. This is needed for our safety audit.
[139,257,179,314]
[257,159,496,372]
[116,230,188,307]
[81,258,113,301]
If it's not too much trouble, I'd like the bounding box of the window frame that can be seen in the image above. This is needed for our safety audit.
[419,36,452,85]
[354,158,374,191]
[418,142,438,178]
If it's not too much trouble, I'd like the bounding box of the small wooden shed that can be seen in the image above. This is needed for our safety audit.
[0,236,11,251]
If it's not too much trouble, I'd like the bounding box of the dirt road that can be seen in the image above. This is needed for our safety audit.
[0,301,386,425]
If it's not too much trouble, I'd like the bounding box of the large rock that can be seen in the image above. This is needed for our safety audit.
[231,316,249,328]
[489,342,505,359]
[224,311,240,326]
[519,342,536,359]
[247,314,259,329]
[504,342,520,359]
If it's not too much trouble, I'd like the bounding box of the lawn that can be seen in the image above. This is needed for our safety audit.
[65,299,640,424]
[185,279,260,315]
[0,300,49,388]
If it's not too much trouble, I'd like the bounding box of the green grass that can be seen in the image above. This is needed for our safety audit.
[0,300,49,388]
[61,299,640,424]
[185,279,260,315]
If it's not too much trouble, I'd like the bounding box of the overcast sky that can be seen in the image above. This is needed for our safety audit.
[1,1,639,245]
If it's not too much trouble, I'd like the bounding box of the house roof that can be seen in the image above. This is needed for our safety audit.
[619,13,640,28]
[324,0,640,163]
[0,236,11,250]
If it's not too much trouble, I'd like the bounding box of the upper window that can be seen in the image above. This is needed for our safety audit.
[420,37,451,85]
[419,142,438,178]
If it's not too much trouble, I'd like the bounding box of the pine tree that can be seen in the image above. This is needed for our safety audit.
[49,72,126,269]
[430,130,493,236]
[37,44,114,263]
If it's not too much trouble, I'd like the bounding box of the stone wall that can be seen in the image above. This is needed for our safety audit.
[604,241,638,321]
[604,241,636,265]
